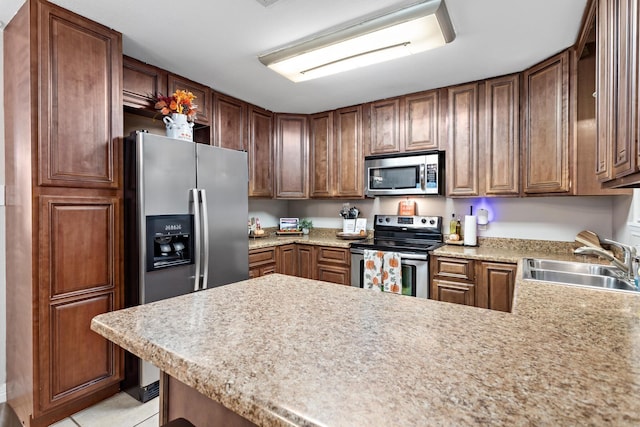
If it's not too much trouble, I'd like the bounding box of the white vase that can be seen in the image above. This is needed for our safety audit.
[163,113,194,141]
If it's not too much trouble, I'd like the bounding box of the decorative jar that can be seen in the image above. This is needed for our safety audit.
[163,113,194,141]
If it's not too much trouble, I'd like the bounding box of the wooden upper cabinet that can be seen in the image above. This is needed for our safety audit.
[309,112,334,198]
[483,74,520,196]
[522,51,570,194]
[213,92,247,151]
[403,90,441,151]
[38,1,122,189]
[369,98,402,154]
[596,0,615,182]
[610,0,638,179]
[334,105,364,198]
[275,114,308,198]
[123,56,168,110]
[168,74,211,126]
[595,0,639,183]
[248,106,274,197]
[447,83,480,197]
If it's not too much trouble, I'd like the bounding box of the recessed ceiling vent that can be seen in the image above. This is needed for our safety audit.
[255,0,281,7]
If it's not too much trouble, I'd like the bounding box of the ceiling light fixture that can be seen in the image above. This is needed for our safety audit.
[258,0,455,82]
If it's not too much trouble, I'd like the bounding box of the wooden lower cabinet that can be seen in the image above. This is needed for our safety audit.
[248,247,277,278]
[277,244,298,276]
[297,245,315,279]
[477,262,517,312]
[249,244,350,285]
[430,256,515,312]
[315,247,350,285]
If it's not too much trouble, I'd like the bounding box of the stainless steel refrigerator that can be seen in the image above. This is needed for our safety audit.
[123,131,249,401]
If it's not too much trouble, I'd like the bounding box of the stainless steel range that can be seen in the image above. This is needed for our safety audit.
[350,214,443,298]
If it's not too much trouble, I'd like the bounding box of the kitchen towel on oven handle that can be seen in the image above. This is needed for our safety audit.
[363,250,403,294]
[382,252,402,294]
[363,250,383,291]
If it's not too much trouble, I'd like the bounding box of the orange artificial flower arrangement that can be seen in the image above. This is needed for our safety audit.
[155,89,198,121]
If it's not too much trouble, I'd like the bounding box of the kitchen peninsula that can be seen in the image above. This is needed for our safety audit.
[91,271,640,426]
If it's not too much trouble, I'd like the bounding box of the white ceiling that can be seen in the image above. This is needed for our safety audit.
[1,0,588,114]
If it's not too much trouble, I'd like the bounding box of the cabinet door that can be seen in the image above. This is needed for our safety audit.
[38,195,122,411]
[168,74,211,126]
[611,0,639,179]
[277,244,298,276]
[38,2,122,189]
[123,56,168,110]
[447,83,480,196]
[248,106,274,197]
[275,114,308,198]
[477,262,516,312]
[596,0,615,182]
[522,51,570,194]
[432,279,475,307]
[309,112,334,198]
[403,90,440,151]
[213,93,247,151]
[297,245,315,279]
[334,106,364,197]
[484,74,520,195]
[369,98,401,154]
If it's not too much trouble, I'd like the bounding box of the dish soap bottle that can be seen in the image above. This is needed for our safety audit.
[449,213,457,235]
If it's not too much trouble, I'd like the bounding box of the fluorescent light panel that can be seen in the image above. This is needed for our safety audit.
[259,0,455,82]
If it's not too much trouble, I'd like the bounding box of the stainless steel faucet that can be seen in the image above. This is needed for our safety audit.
[574,239,636,280]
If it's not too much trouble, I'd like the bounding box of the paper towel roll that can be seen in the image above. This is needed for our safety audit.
[464,215,477,246]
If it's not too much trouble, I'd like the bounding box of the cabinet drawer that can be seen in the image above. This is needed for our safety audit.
[432,279,475,307]
[316,264,350,285]
[249,248,277,267]
[316,247,349,265]
[433,257,475,281]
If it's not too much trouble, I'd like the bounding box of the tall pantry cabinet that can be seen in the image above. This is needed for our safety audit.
[4,1,124,426]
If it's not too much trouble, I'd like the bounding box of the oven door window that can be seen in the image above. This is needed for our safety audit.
[400,263,416,296]
[369,165,421,191]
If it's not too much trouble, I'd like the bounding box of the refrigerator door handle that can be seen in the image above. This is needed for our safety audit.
[191,188,201,292]
[199,189,210,289]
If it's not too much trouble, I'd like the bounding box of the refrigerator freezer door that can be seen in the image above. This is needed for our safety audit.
[196,144,249,288]
[139,134,198,302]
[140,134,197,216]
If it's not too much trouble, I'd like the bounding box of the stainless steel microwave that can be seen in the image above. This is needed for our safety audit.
[364,151,444,196]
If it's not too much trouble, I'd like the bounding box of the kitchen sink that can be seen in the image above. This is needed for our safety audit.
[524,258,620,277]
[522,258,639,293]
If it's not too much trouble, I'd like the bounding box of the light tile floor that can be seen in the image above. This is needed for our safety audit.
[50,392,159,427]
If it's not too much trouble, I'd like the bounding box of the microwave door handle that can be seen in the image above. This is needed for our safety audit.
[191,188,201,292]
[419,164,426,190]
[199,189,210,289]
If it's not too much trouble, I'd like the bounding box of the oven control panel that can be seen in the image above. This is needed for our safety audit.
[375,215,441,230]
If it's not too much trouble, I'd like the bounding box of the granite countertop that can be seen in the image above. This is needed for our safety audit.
[92,269,640,426]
